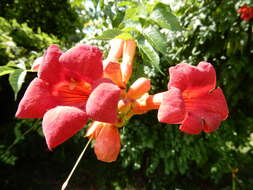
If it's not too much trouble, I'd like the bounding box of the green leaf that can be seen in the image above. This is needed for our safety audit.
[143,26,167,54]
[124,3,148,21]
[150,3,182,31]
[118,1,138,7]
[9,69,27,100]
[95,29,122,40]
[0,66,16,76]
[115,33,133,40]
[124,7,139,21]
[138,38,163,74]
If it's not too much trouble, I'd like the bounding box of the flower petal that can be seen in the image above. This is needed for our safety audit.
[103,61,125,88]
[16,78,58,118]
[158,88,185,124]
[59,45,103,82]
[38,44,63,84]
[85,121,103,139]
[42,106,88,150]
[184,87,228,121]
[94,125,121,162]
[179,112,203,134]
[168,62,216,93]
[86,82,120,123]
[202,112,222,133]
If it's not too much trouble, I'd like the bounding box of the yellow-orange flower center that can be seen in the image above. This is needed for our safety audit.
[52,79,92,106]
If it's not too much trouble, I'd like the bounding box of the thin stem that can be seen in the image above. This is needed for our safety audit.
[61,138,92,190]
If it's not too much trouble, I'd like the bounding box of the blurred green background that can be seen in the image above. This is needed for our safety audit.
[1,0,253,189]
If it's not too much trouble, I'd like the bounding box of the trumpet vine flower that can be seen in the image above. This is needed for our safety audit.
[237,5,253,21]
[16,44,121,150]
[16,40,229,164]
[158,62,229,134]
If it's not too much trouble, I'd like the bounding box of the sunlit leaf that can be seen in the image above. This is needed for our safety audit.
[9,69,27,100]
[118,1,138,7]
[138,38,163,74]
[115,33,133,40]
[95,29,122,40]
[150,3,182,31]
[143,26,167,54]
[0,66,16,76]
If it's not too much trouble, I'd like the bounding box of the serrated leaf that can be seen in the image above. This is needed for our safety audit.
[138,38,163,74]
[0,66,16,76]
[95,29,122,40]
[115,33,133,40]
[124,7,139,21]
[143,26,167,54]
[121,20,143,32]
[150,3,182,31]
[124,3,148,21]
[9,69,27,100]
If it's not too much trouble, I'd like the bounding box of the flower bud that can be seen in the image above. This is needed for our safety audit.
[127,77,151,99]
[121,40,136,84]
[107,38,124,62]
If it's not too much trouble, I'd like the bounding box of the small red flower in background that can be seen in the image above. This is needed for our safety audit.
[16,44,120,150]
[237,5,253,21]
[158,62,229,134]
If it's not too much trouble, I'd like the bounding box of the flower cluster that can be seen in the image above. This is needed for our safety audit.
[16,39,228,163]
[237,5,253,21]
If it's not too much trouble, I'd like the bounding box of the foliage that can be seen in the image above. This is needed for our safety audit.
[0,16,60,97]
[0,0,82,42]
[0,16,59,166]
[115,0,253,189]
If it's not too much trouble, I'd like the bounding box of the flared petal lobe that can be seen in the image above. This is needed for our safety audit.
[168,62,216,93]
[183,87,228,120]
[94,125,121,162]
[158,87,185,124]
[86,82,120,123]
[16,78,58,118]
[59,45,103,82]
[38,44,63,84]
[42,106,88,150]
[179,112,203,134]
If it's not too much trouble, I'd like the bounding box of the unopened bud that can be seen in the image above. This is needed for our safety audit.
[127,77,151,99]
[107,39,124,61]
[121,40,136,84]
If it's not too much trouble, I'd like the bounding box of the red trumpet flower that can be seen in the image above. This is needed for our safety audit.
[237,5,253,21]
[16,44,120,150]
[158,62,228,134]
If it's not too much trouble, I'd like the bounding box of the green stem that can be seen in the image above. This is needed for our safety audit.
[232,176,236,190]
